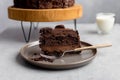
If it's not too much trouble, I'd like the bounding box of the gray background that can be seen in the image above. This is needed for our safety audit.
[0,0,120,27]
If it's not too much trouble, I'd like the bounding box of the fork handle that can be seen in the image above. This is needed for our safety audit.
[74,43,112,51]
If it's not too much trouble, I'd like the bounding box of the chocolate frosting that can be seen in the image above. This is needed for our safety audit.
[14,0,75,9]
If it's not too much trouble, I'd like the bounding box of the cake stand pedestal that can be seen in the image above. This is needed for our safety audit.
[8,4,82,42]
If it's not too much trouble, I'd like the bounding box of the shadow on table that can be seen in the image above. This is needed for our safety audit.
[16,54,47,71]
[0,26,39,43]
[16,54,67,71]
[16,53,91,71]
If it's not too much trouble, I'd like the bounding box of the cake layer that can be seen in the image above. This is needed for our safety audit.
[39,27,79,46]
[14,0,75,9]
[39,25,81,55]
[40,45,80,53]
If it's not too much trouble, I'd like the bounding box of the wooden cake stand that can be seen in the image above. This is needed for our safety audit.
[8,4,82,42]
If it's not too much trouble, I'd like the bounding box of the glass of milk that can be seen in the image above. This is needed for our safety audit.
[96,13,115,34]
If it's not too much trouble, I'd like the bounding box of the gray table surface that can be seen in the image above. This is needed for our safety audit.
[0,24,120,80]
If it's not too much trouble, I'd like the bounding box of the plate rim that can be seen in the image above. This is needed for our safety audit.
[20,41,97,66]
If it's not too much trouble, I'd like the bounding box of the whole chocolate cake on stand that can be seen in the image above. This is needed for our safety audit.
[8,0,82,42]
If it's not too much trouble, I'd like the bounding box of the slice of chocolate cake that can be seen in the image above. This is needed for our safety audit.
[39,25,81,56]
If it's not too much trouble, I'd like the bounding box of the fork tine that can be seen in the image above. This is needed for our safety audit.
[61,50,75,57]
[40,53,56,60]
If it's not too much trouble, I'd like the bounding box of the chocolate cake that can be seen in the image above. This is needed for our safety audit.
[39,25,81,56]
[14,0,75,9]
